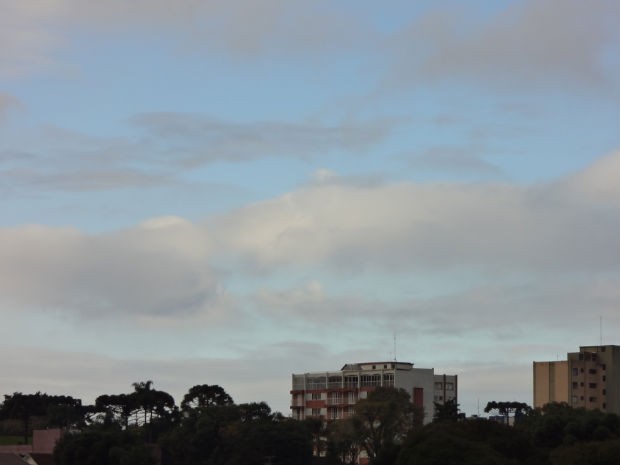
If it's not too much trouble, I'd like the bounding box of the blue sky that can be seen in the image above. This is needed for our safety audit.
[0,0,618,417]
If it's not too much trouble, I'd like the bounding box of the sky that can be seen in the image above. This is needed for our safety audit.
[0,0,618,418]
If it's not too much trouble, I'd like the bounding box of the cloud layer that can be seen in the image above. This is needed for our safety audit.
[1,153,617,321]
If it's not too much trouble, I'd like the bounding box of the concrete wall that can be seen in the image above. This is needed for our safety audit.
[533,361,568,408]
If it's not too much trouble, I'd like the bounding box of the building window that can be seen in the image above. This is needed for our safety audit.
[589,383,597,389]
[602,375,606,382]
[602,364,606,370]
[571,396,578,404]
[312,393,322,400]
[446,383,454,391]
[360,374,381,387]
[311,408,321,416]
[588,369,597,375]
[602,389,606,395]
[307,377,326,390]
[572,382,578,389]
[383,373,394,386]
[589,397,597,402]
[572,368,578,376]
[580,396,584,401]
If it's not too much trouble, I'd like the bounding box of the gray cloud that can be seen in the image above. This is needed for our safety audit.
[0,93,22,121]
[0,217,218,319]
[0,1,375,78]
[131,112,396,166]
[213,152,619,273]
[0,153,617,324]
[386,0,619,92]
[1,115,397,194]
[404,145,505,179]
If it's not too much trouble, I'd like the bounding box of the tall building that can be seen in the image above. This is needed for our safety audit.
[533,345,620,415]
[290,361,457,425]
[533,360,568,407]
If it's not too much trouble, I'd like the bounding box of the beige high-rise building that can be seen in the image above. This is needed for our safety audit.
[533,345,620,415]
[533,360,568,407]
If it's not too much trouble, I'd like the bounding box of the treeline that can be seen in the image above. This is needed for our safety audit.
[1,384,619,465]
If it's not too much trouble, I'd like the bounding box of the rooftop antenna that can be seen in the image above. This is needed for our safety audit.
[393,332,397,362]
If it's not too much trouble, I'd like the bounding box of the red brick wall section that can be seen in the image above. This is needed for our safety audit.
[413,388,424,408]
[32,429,63,454]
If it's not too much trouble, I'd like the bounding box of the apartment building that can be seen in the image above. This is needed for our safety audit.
[533,345,620,415]
[290,361,457,425]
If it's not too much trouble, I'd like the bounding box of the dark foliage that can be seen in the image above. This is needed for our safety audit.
[54,429,157,465]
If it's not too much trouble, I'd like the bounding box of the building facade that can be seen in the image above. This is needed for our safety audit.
[533,360,569,407]
[290,361,457,425]
[533,345,620,415]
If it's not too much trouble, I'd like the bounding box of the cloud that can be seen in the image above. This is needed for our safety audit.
[131,113,396,166]
[0,153,617,325]
[0,217,218,319]
[213,152,620,272]
[405,145,505,179]
[0,94,22,122]
[386,0,619,92]
[1,115,397,194]
[0,1,374,78]
[250,274,620,342]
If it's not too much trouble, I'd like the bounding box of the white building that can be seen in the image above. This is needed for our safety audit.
[290,361,458,425]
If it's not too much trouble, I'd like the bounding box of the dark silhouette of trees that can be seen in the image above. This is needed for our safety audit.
[484,401,532,424]
[433,399,464,422]
[351,387,415,464]
[160,387,312,465]
[397,418,534,465]
[95,393,136,429]
[180,384,233,412]
[94,381,175,434]
[7,384,620,465]
[0,392,83,444]
[326,418,361,465]
[54,429,157,465]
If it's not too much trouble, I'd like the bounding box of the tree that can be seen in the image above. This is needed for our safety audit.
[351,387,414,464]
[433,399,463,423]
[484,401,532,424]
[180,384,233,412]
[95,393,136,429]
[0,392,82,444]
[238,401,272,423]
[131,381,175,427]
[54,429,157,465]
[303,416,327,458]
[45,395,85,429]
[326,418,361,465]
[0,392,47,443]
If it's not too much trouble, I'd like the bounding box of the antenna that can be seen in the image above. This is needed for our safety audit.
[393,332,397,362]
